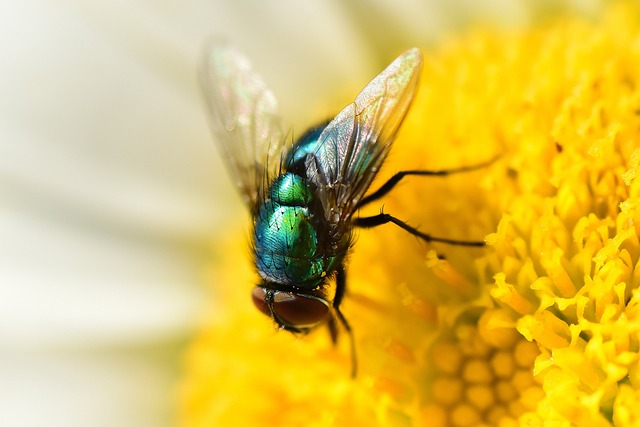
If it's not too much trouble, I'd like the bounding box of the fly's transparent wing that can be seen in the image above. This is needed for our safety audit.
[305,48,422,237]
[200,42,285,209]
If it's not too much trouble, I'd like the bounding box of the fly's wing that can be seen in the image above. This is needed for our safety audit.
[305,48,422,236]
[200,43,285,209]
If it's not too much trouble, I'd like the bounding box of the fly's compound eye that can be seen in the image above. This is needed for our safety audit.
[273,292,330,328]
[251,287,330,328]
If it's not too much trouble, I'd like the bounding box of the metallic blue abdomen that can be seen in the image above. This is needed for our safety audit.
[253,172,337,288]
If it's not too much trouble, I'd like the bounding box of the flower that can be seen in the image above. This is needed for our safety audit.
[3,1,551,425]
[180,2,640,426]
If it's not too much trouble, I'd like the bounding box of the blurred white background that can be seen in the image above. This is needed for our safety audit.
[0,1,600,426]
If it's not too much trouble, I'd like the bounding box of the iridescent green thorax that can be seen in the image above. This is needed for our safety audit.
[283,124,326,176]
[254,171,342,288]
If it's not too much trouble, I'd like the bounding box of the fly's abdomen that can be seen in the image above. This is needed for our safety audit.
[253,173,331,287]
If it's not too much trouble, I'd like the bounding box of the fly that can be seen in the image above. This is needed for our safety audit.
[200,44,489,376]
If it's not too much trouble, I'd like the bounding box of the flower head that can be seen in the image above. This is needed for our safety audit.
[181,3,640,426]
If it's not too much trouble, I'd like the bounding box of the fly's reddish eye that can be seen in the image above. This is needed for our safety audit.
[251,286,330,328]
[272,292,329,327]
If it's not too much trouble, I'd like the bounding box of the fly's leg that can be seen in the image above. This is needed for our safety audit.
[326,316,339,345]
[357,155,498,209]
[331,265,357,378]
[354,213,485,247]
[355,156,497,246]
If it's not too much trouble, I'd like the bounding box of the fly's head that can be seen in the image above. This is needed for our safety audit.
[251,284,331,334]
